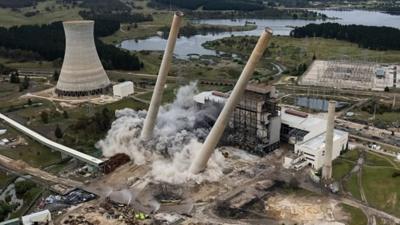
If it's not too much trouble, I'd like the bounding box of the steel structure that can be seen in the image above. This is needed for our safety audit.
[190,28,273,174]
[229,85,280,155]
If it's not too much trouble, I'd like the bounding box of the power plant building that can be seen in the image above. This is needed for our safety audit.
[281,108,348,170]
[56,20,111,97]
[194,84,281,155]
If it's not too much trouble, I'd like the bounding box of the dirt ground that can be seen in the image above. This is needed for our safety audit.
[265,193,348,225]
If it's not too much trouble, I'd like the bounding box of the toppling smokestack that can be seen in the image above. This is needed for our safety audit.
[322,100,336,181]
[190,28,273,174]
[141,12,183,140]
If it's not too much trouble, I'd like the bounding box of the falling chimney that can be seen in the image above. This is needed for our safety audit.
[190,28,273,174]
[141,12,183,140]
[322,100,336,181]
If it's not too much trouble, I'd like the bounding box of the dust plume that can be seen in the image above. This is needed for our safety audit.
[96,82,225,184]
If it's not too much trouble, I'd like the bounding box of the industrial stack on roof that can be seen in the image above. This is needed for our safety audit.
[56,20,110,97]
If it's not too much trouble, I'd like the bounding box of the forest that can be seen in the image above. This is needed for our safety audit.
[291,23,400,50]
[150,0,265,11]
[187,8,326,19]
[79,11,153,23]
[0,0,42,8]
[0,22,141,70]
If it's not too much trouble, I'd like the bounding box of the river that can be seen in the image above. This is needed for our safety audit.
[120,10,400,58]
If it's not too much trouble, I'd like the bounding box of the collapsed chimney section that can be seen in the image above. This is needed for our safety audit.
[190,28,273,174]
[141,12,184,140]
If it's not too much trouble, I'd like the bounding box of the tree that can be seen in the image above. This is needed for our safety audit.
[40,111,49,124]
[27,98,32,105]
[0,201,12,221]
[384,86,390,92]
[55,124,63,138]
[21,75,30,90]
[53,70,60,81]
[63,111,69,119]
[15,180,36,198]
[9,72,20,83]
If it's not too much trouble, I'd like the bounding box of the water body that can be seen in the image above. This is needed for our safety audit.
[120,10,400,58]
[296,97,348,111]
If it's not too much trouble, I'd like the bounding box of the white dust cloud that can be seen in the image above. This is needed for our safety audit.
[96,82,225,184]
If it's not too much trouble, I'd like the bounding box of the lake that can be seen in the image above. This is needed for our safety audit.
[120,10,400,58]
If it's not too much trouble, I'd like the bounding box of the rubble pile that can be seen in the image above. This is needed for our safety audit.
[61,200,151,225]
[103,153,131,174]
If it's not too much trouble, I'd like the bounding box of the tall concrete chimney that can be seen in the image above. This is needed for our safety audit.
[190,28,273,174]
[322,100,336,181]
[141,12,183,140]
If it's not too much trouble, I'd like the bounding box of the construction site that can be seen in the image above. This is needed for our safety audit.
[1,11,400,225]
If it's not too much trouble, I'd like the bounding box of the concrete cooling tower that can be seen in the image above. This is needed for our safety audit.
[56,20,110,97]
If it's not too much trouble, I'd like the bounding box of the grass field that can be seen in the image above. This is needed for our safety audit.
[204,36,400,75]
[332,159,354,181]
[0,0,82,27]
[332,150,359,181]
[362,167,400,217]
[344,174,362,200]
[340,203,368,225]
[0,171,15,191]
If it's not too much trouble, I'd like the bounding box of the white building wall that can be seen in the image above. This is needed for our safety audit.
[295,130,348,169]
[113,81,134,97]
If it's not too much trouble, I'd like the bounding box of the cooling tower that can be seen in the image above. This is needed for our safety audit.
[56,20,110,97]
[190,28,273,174]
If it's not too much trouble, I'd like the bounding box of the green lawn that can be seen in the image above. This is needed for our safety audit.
[0,171,16,191]
[138,83,178,104]
[344,174,362,200]
[365,152,393,167]
[340,149,360,162]
[340,203,368,225]
[0,122,62,168]
[0,0,82,27]
[362,167,400,217]
[99,98,148,112]
[204,36,400,75]
[333,159,355,181]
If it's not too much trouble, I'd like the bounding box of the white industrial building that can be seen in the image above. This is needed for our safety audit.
[280,108,348,170]
[113,81,134,98]
[21,210,53,225]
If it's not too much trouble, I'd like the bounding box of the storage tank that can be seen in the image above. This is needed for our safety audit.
[56,20,110,97]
